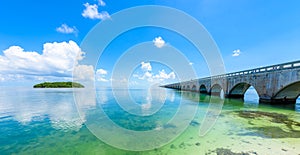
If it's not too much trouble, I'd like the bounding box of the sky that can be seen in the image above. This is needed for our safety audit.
[0,0,300,87]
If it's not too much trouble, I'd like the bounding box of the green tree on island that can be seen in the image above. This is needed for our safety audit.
[33,82,84,88]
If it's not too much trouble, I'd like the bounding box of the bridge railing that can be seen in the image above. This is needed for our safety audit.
[163,60,300,87]
[209,60,300,79]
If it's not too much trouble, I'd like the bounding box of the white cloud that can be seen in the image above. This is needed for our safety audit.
[135,72,152,80]
[153,36,165,48]
[0,75,4,81]
[96,69,107,75]
[153,70,176,80]
[73,65,95,81]
[141,62,152,71]
[0,74,25,81]
[96,68,109,82]
[134,62,176,83]
[189,62,194,65]
[82,3,110,20]
[97,77,108,82]
[138,70,175,82]
[144,71,153,79]
[0,41,84,80]
[232,49,241,57]
[98,0,106,6]
[56,24,78,35]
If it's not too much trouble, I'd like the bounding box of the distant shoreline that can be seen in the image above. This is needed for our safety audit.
[33,82,84,88]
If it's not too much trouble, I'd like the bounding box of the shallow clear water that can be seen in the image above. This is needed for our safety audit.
[0,87,300,154]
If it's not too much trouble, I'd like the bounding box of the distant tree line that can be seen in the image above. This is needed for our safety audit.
[33,82,84,88]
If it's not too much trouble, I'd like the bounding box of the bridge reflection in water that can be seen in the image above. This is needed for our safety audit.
[177,90,300,112]
[163,60,300,104]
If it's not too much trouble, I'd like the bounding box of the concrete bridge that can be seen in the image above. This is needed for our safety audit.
[163,60,300,104]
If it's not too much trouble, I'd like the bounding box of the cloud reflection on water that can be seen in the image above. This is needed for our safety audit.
[0,88,97,131]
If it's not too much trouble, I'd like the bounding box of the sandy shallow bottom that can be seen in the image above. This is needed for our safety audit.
[144,109,300,155]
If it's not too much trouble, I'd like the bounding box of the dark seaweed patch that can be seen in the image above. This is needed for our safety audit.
[236,111,300,130]
[163,123,176,129]
[239,126,300,138]
[170,144,176,149]
[190,120,200,127]
[206,148,254,155]
[235,110,300,138]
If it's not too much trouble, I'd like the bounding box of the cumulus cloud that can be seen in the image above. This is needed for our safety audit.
[134,62,176,82]
[96,68,109,82]
[143,71,153,80]
[96,69,107,75]
[153,36,165,48]
[98,0,106,6]
[73,65,95,81]
[82,3,110,20]
[0,74,4,81]
[189,62,194,65]
[141,62,152,71]
[73,67,110,83]
[56,24,78,35]
[0,41,84,80]
[140,70,175,82]
[153,70,176,80]
[232,49,241,57]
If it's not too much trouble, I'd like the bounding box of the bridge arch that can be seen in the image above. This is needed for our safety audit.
[273,81,300,103]
[228,82,252,98]
[182,85,186,90]
[199,84,208,94]
[186,85,190,90]
[210,84,222,96]
[191,85,197,92]
[228,82,260,103]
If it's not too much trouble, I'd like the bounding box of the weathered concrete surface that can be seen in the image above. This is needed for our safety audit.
[163,61,300,104]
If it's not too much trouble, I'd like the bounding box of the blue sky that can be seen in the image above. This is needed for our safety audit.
[1,0,300,87]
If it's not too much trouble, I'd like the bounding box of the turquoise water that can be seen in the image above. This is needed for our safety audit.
[0,87,300,154]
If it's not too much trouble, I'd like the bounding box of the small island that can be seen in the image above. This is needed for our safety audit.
[33,82,84,88]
